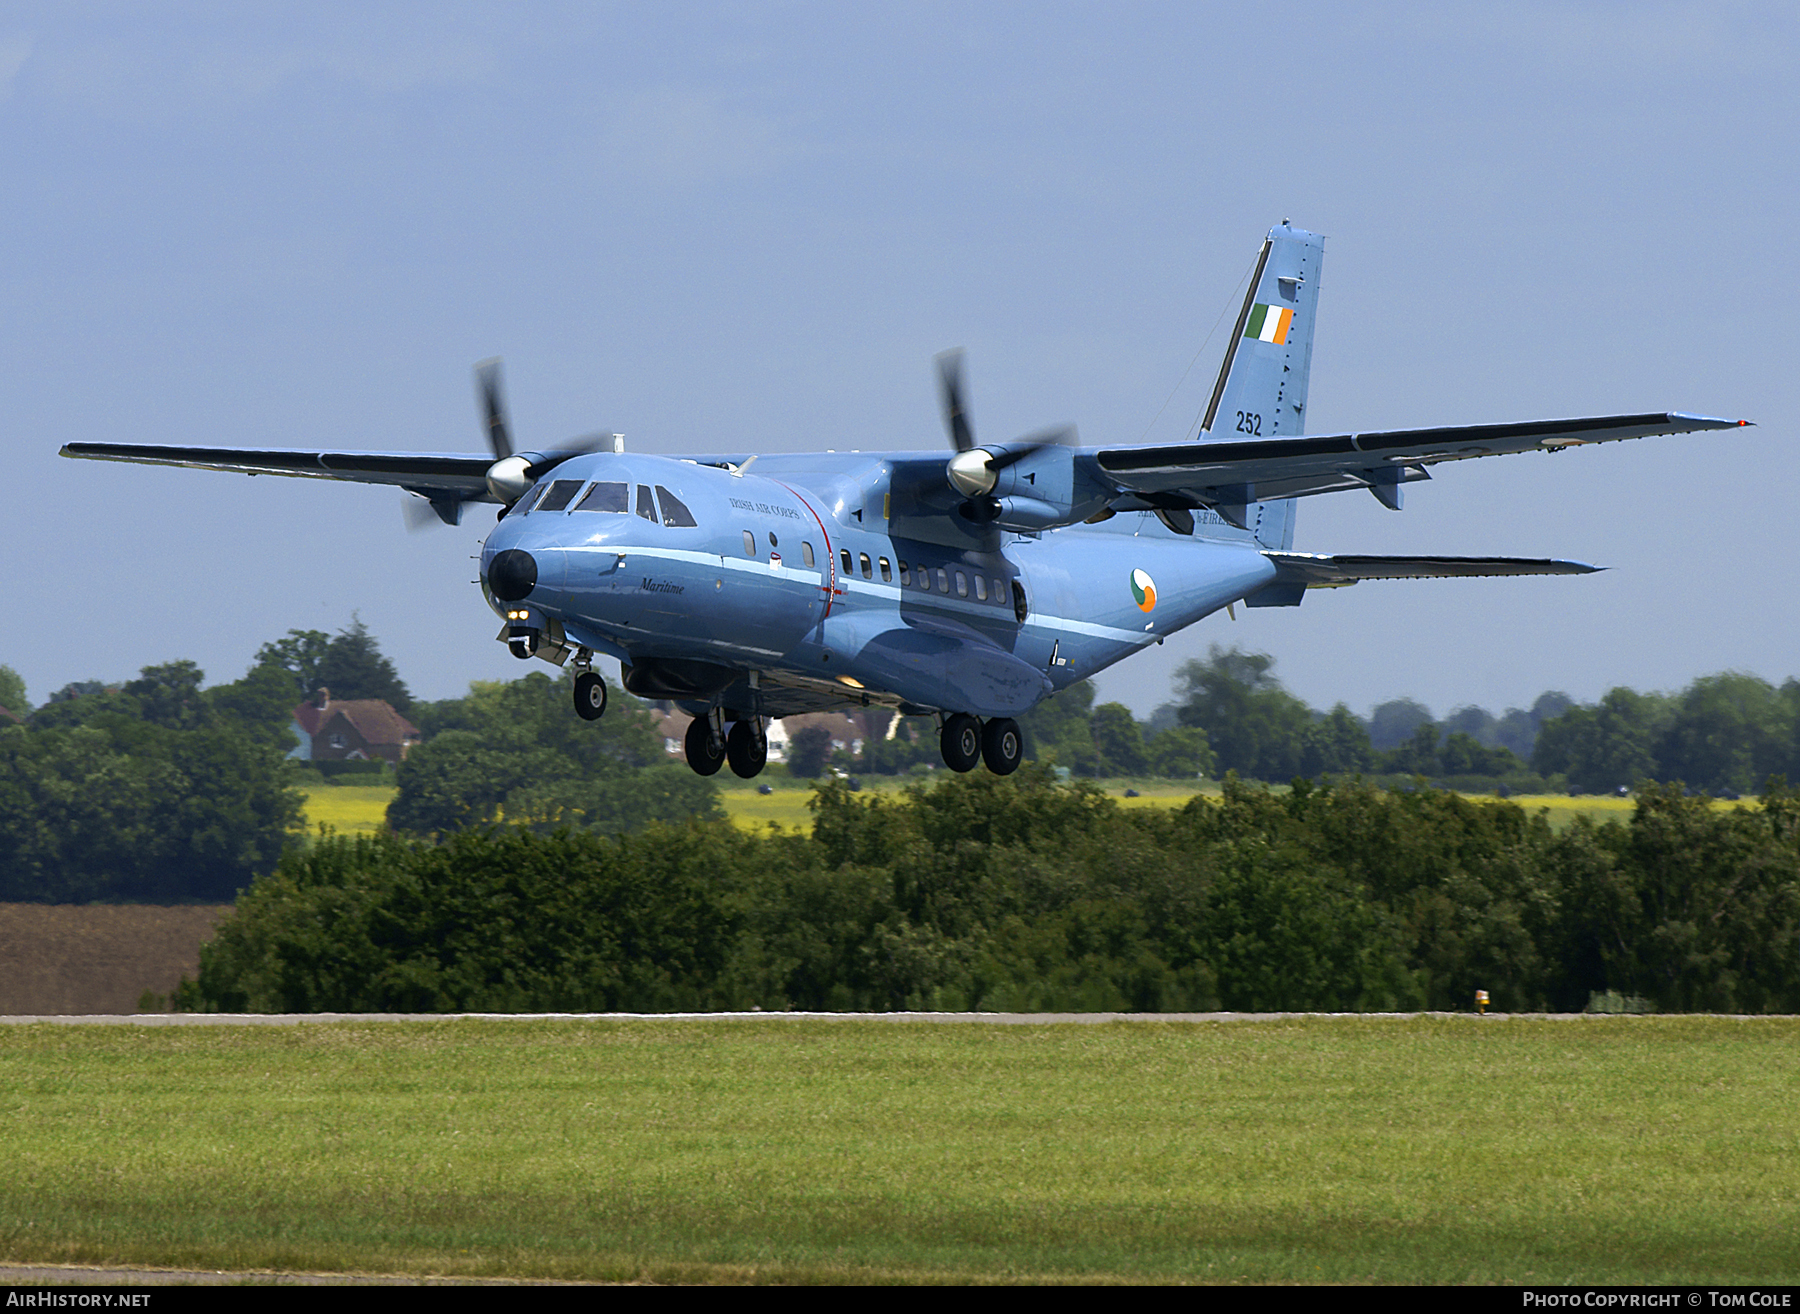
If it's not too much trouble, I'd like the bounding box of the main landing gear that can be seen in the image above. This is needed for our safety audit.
[940,713,1022,776]
[684,714,771,779]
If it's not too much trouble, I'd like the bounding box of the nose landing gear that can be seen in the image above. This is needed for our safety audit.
[573,671,608,721]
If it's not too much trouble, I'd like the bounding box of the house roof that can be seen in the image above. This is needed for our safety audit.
[293,698,419,746]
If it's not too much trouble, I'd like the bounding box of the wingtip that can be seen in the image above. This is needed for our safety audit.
[1669,411,1754,431]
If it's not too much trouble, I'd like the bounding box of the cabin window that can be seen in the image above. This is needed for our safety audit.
[742,530,757,557]
[656,486,697,528]
[538,479,584,513]
[918,568,931,591]
[859,553,872,579]
[1012,580,1029,623]
[935,567,949,593]
[802,542,815,568]
[636,485,658,522]
[879,557,891,582]
[954,570,969,597]
[840,548,852,575]
[768,532,778,548]
[898,561,910,585]
[575,481,629,513]
[973,575,987,601]
[992,578,1006,604]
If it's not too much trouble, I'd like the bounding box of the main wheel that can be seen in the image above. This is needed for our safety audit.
[726,719,768,779]
[981,717,1023,775]
[940,713,982,773]
[573,671,608,721]
[684,716,725,776]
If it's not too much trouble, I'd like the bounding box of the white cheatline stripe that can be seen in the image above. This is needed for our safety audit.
[569,543,1153,645]
[568,543,824,586]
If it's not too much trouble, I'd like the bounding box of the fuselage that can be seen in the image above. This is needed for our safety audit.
[479,449,1278,721]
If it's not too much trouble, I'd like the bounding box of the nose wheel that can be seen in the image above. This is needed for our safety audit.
[573,671,608,721]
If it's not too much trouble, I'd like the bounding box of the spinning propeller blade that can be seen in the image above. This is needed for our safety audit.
[936,349,975,453]
[475,358,514,460]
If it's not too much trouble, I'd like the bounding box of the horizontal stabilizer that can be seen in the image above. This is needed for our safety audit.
[1265,552,1601,587]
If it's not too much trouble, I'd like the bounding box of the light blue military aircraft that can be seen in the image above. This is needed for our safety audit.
[62,222,1747,778]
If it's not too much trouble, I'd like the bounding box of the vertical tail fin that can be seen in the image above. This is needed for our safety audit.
[1198,221,1323,551]
[1201,221,1324,441]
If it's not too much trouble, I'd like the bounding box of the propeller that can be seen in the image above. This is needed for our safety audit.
[934,349,1077,522]
[403,358,625,531]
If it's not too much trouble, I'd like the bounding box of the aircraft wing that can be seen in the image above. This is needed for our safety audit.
[1094,412,1748,508]
[59,443,498,500]
[1264,552,1601,587]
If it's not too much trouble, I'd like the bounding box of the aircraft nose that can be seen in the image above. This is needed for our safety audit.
[488,548,538,601]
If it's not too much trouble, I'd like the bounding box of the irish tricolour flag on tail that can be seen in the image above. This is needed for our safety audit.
[1244,303,1295,345]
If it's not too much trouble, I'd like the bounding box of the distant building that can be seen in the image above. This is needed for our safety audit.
[288,687,420,763]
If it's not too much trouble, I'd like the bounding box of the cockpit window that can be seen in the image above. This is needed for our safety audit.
[575,482,629,513]
[538,480,584,513]
[514,483,549,514]
[656,486,697,528]
[636,485,658,523]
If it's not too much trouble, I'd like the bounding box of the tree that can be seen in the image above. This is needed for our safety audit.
[1016,680,1098,770]
[316,618,412,710]
[1367,698,1435,752]
[387,670,716,836]
[0,665,27,717]
[1301,704,1375,776]
[123,660,213,731]
[1533,688,1669,794]
[255,629,332,698]
[786,725,835,778]
[1146,725,1214,779]
[255,619,412,710]
[1173,647,1312,782]
[1090,702,1148,776]
[0,713,301,902]
[1655,673,1791,795]
[205,661,304,752]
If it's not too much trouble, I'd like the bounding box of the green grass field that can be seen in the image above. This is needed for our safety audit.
[3,1016,1796,1284]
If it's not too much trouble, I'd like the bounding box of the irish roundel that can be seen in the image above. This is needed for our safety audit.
[1131,568,1157,613]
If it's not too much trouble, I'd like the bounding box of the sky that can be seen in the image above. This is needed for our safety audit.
[3,2,1795,722]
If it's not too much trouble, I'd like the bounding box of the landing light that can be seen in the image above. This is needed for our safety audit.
[836,676,865,689]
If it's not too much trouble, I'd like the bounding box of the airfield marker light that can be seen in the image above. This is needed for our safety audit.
[1475,990,1489,1015]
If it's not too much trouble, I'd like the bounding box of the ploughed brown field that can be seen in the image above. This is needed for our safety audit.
[0,904,230,1014]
